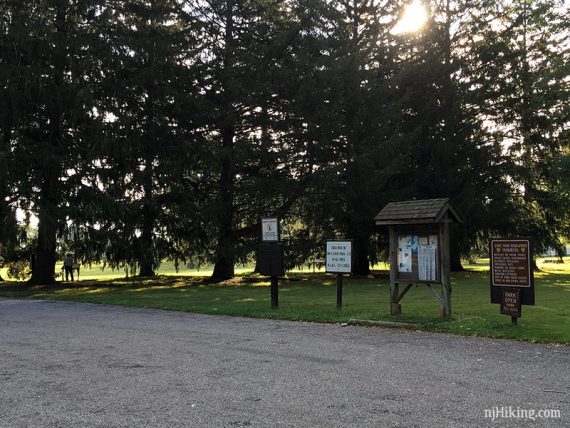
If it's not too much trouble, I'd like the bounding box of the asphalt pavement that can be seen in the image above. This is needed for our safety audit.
[0,298,568,427]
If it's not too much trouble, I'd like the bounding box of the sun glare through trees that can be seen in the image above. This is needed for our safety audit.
[393,1,429,34]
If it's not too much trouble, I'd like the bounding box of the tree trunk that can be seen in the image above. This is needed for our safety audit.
[352,235,370,275]
[137,204,156,276]
[449,228,465,272]
[450,249,465,272]
[30,200,58,285]
[211,126,236,282]
[253,251,260,274]
[211,0,236,282]
[137,155,156,277]
[138,262,155,277]
[29,89,61,285]
[212,253,234,282]
[138,221,155,277]
[30,4,68,285]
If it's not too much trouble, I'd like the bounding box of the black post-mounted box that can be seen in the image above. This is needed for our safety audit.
[258,243,284,277]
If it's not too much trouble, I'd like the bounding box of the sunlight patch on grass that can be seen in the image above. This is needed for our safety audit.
[84,288,110,294]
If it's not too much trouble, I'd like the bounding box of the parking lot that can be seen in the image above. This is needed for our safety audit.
[0,298,568,427]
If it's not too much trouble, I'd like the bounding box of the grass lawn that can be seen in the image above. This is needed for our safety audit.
[1,257,569,345]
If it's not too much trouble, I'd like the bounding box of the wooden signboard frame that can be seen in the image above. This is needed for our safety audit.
[376,199,462,318]
[388,221,451,317]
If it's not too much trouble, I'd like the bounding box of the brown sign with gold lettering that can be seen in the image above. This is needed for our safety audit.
[491,239,531,287]
[490,238,535,316]
[500,289,521,318]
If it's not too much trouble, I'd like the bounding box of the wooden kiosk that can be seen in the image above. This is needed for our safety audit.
[375,198,462,317]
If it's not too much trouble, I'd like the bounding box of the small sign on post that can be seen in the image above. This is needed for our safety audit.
[261,217,279,243]
[259,217,282,309]
[326,240,352,310]
[500,288,521,324]
[490,238,535,324]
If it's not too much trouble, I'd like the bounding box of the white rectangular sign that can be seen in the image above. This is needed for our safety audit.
[326,240,352,273]
[261,217,279,242]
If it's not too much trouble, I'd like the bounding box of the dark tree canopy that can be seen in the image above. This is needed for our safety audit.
[1,0,568,283]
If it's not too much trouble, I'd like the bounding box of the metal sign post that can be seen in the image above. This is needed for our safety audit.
[326,240,353,310]
[271,276,279,309]
[336,273,343,310]
[259,218,283,309]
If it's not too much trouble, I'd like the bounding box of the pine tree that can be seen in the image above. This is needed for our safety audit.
[2,1,106,284]
[473,0,570,255]
[189,0,307,280]
[387,0,529,269]
[289,0,405,274]
[334,0,404,274]
[83,0,206,276]
[0,1,20,279]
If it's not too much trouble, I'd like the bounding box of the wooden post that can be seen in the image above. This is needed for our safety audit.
[271,276,278,309]
[439,216,452,317]
[389,226,401,315]
[336,273,343,310]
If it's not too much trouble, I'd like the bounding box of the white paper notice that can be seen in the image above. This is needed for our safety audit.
[418,244,437,281]
[397,235,413,273]
[326,241,352,273]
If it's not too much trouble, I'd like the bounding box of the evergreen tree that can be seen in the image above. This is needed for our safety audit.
[189,0,308,280]
[291,0,405,274]
[474,0,569,255]
[555,150,570,245]
[87,0,204,276]
[400,0,516,269]
[334,0,405,274]
[0,1,20,279]
[2,0,106,284]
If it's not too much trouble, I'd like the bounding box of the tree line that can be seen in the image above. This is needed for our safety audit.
[0,0,568,284]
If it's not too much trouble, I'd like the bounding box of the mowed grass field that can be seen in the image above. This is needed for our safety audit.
[0,258,569,344]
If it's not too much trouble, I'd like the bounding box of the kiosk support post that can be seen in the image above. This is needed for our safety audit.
[389,226,401,315]
[440,216,452,317]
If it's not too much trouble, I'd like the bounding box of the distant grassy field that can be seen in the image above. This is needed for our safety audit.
[1,255,567,281]
[0,261,246,282]
[1,257,569,344]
